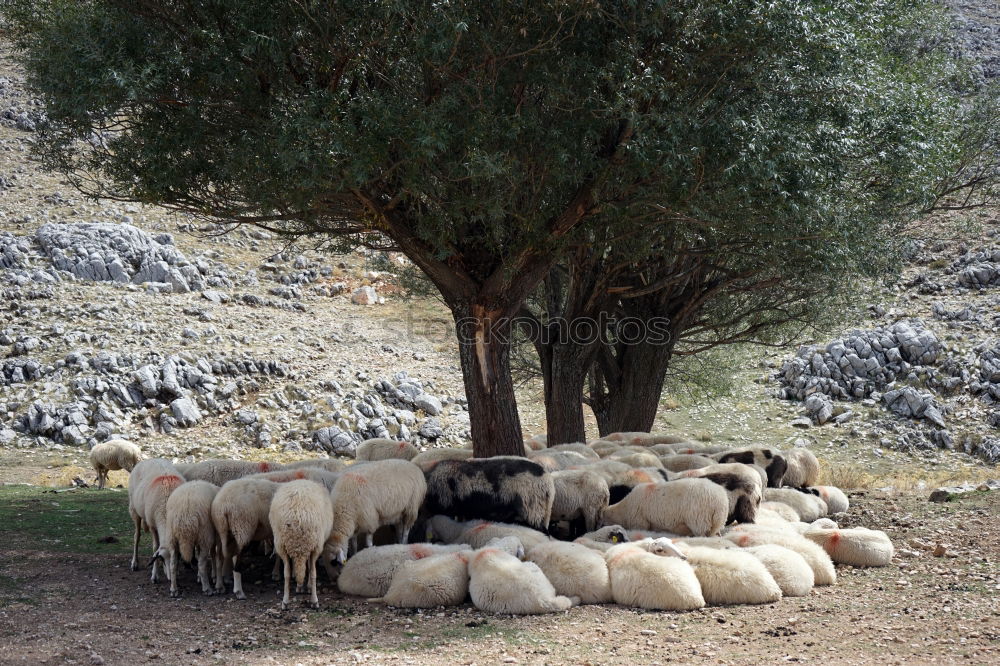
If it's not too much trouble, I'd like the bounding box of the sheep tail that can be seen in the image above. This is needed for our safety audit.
[179,538,195,564]
[293,556,307,586]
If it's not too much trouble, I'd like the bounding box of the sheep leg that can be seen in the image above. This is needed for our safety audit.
[308,552,319,609]
[394,523,410,545]
[280,556,291,611]
[348,535,357,556]
[150,531,163,583]
[320,551,337,581]
[169,546,180,598]
[130,513,142,571]
[365,533,373,549]
[232,550,246,600]
[198,551,214,596]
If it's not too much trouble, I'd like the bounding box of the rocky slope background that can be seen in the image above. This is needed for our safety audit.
[0,1,999,481]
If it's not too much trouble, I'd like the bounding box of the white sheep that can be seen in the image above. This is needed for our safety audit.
[282,458,348,473]
[602,478,729,536]
[468,544,578,614]
[163,480,220,597]
[763,488,828,521]
[368,549,473,607]
[744,545,814,597]
[525,541,612,604]
[760,501,800,522]
[529,450,593,472]
[724,525,836,586]
[588,440,621,458]
[327,459,426,562]
[810,485,850,514]
[211,477,280,598]
[410,447,473,472]
[524,434,548,450]
[603,542,705,610]
[608,451,664,469]
[269,480,334,609]
[550,469,609,534]
[337,543,477,597]
[248,467,342,491]
[803,528,894,567]
[182,459,284,486]
[665,542,782,605]
[546,443,600,459]
[679,462,763,524]
[573,525,630,552]
[90,439,142,489]
[659,454,716,472]
[782,448,820,488]
[355,437,419,462]
[426,515,551,551]
[128,458,186,582]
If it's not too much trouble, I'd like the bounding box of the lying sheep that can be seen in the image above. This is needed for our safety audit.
[659,454,716,472]
[468,543,577,614]
[604,467,669,504]
[744,544,814,597]
[781,448,820,488]
[574,525,630,552]
[248,467,342,491]
[764,488,828,521]
[270,480,335,609]
[128,458,186,581]
[760,501,800,523]
[90,439,142,489]
[604,542,705,610]
[182,459,283,486]
[602,478,729,536]
[338,543,474,597]
[803,528,894,567]
[410,447,473,472]
[810,485,849,514]
[368,549,472,607]
[525,540,613,604]
[588,440,621,458]
[724,525,836,586]
[211,477,281,598]
[426,515,551,551]
[423,457,554,531]
[680,463,763,524]
[529,450,592,472]
[282,458,348,474]
[327,459,426,562]
[546,443,599,459]
[713,448,787,488]
[163,480,220,597]
[609,451,663,469]
[524,434,548,451]
[550,469,609,535]
[355,437,419,462]
[668,542,782,605]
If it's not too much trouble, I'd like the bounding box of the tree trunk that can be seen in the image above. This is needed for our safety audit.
[592,339,674,437]
[453,303,526,458]
[543,343,589,445]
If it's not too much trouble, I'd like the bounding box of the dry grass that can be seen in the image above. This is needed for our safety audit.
[820,459,998,491]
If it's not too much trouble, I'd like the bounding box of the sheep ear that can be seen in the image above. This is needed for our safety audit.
[610,535,619,543]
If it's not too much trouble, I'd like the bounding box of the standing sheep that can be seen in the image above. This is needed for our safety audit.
[282,458,348,473]
[602,478,729,536]
[163,480,220,598]
[128,458,186,582]
[423,457,554,531]
[182,459,284,486]
[327,459,426,563]
[763,488,828,522]
[529,450,593,472]
[211,477,280,598]
[781,448,820,488]
[355,437,419,462]
[90,439,143,489]
[468,544,577,614]
[603,542,705,610]
[248,467,342,491]
[410,447,473,472]
[337,543,474,597]
[270,480,334,610]
[809,485,850,514]
[659,454,716,472]
[549,469,610,536]
[713,448,788,488]
[680,463,763,524]
[546,443,599,459]
[525,541,613,604]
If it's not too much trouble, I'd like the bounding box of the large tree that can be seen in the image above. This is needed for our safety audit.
[9,1,995,454]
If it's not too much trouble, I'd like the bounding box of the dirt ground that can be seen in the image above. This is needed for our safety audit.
[0,481,996,666]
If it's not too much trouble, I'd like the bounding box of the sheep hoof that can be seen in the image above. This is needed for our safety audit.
[202,589,215,597]
[130,560,139,572]
[271,573,280,582]
[308,601,319,610]
[236,592,246,600]
[280,602,289,611]
[170,589,181,599]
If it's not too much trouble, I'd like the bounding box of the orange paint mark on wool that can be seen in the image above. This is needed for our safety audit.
[397,442,407,450]
[294,470,306,480]
[410,545,431,559]
[344,474,368,485]
[151,475,183,489]
[607,548,639,567]
[634,471,652,484]
[473,548,497,563]
[470,523,492,533]
[826,531,841,553]
[738,535,751,547]
[455,553,469,564]
[818,487,830,501]
[258,462,271,473]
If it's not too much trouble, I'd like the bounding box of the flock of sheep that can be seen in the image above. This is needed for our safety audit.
[89,431,895,615]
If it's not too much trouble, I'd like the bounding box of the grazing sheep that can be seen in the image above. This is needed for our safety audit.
[529,450,592,472]
[426,515,551,551]
[603,542,705,610]
[423,457,554,531]
[90,439,142,489]
[667,543,782,605]
[724,525,836,586]
[810,485,850,514]
[468,544,577,614]
[270,480,334,610]
[249,467,342,491]
[410,447,473,472]
[604,467,669,505]
[764,488,828,522]
[282,458,348,473]
[128,458,186,581]
[713,448,788,488]
[550,469,610,535]
[781,448,820,488]
[588,440,621,458]
[327,459,427,563]
[338,543,474,597]
[525,541,612,604]
[659,454,716,472]
[744,545,814,597]
[182,459,284,486]
[546,443,599,459]
[803,528,894,567]
[355,437,419,462]
[760,501,800,522]
[602,478,729,536]
[524,434,548,450]
[368,549,473,607]
[680,463,763,524]
[163,480,220,598]
[211,477,280,598]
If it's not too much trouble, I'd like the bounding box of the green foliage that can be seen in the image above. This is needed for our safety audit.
[0,485,132,554]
